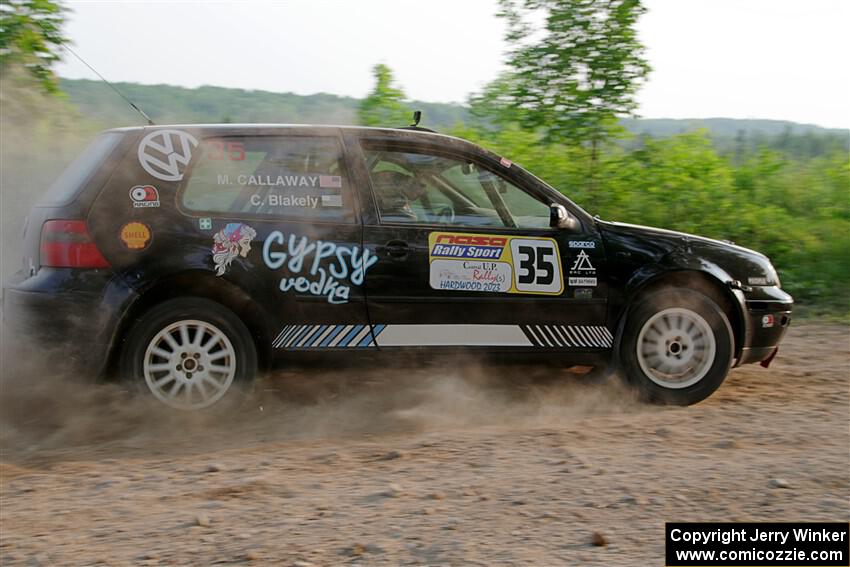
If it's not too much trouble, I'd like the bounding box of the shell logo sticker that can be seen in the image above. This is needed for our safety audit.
[120,222,152,250]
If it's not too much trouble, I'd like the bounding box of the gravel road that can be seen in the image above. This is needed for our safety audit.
[1,323,848,566]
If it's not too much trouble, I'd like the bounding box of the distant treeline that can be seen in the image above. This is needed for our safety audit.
[61,79,848,160]
[59,79,467,133]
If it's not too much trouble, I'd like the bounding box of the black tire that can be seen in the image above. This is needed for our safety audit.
[619,288,733,405]
[119,297,257,410]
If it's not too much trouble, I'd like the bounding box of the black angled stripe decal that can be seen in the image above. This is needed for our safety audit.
[521,326,542,346]
[541,325,563,347]
[552,326,568,346]
[520,325,612,348]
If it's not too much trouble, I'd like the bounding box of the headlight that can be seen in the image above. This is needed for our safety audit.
[770,263,781,288]
[747,262,780,288]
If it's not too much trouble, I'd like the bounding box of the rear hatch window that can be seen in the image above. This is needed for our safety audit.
[39,132,124,206]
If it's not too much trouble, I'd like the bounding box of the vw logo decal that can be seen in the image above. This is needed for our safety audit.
[137,129,199,182]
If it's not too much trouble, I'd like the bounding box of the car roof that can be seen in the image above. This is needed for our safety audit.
[104,124,451,139]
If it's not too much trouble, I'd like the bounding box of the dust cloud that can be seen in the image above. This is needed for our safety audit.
[0,73,99,284]
[0,341,640,463]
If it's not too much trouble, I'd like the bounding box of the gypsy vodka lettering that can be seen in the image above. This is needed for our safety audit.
[262,231,378,304]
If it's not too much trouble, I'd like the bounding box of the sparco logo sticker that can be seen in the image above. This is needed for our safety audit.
[428,231,563,295]
[138,129,198,182]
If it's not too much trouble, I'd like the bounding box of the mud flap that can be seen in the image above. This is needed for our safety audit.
[760,347,779,368]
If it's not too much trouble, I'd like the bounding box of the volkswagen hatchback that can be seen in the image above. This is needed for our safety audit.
[3,124,793,409]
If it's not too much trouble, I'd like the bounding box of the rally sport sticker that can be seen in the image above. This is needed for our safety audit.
[428,232,563,295]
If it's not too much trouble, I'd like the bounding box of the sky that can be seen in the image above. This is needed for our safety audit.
[56,0,850,129]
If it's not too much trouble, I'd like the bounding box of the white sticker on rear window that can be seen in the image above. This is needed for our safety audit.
[321,194,343,207]
[138,129,198,182]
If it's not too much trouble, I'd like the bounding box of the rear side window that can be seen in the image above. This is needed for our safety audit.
[40,132,124,206]
[180,136,354,223]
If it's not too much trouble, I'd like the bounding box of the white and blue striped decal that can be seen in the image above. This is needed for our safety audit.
[273,324,611,349]
[272,324,383,349]
[520,324,612,348]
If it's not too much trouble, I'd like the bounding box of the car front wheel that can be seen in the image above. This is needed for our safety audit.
[120,297,257,410]
[620,288,734,405]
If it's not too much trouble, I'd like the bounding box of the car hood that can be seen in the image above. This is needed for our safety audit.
[596,219,780,287]
[598,220,764,257]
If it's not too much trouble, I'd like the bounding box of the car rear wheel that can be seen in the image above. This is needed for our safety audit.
[620,288,733,405]
[120,298,257,410]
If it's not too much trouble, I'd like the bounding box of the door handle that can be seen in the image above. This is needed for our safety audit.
[381,240,409,259]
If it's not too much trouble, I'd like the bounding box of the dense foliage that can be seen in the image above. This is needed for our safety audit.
[358,64,411,127]
[0,0,68,94]
[476,0,649,147]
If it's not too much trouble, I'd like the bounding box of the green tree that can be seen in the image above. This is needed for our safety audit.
[357,64,410,127]
[0,0,68,94]
[473,0,650,151]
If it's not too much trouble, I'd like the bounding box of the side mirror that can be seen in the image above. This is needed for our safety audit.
[550,203,579,231]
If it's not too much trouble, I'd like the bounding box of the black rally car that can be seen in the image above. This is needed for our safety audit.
[3,124,793,409]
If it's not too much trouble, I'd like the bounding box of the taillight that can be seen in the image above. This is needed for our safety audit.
[40,220,110,268]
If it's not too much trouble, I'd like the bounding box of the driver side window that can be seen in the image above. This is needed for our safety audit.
[362,146,551,229]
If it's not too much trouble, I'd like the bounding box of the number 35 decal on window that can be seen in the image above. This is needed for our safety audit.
[428,232,564,295]
[205,140,246,161]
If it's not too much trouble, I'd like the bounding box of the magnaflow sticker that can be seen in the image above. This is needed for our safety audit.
[138,129,198,182]
[428,232,563,295]
[129,185,160,208]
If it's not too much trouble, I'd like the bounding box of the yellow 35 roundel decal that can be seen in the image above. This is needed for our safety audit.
[428,232,563,295]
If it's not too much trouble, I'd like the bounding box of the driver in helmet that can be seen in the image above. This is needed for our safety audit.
[371,171,426,222]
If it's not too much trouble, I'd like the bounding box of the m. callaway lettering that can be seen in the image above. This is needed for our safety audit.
[217,174,341,187]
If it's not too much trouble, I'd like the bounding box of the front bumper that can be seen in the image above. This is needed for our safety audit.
[736,286,793,366]
[2,268,136,377]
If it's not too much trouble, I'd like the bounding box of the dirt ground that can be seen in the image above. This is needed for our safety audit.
[0,323,848,566]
